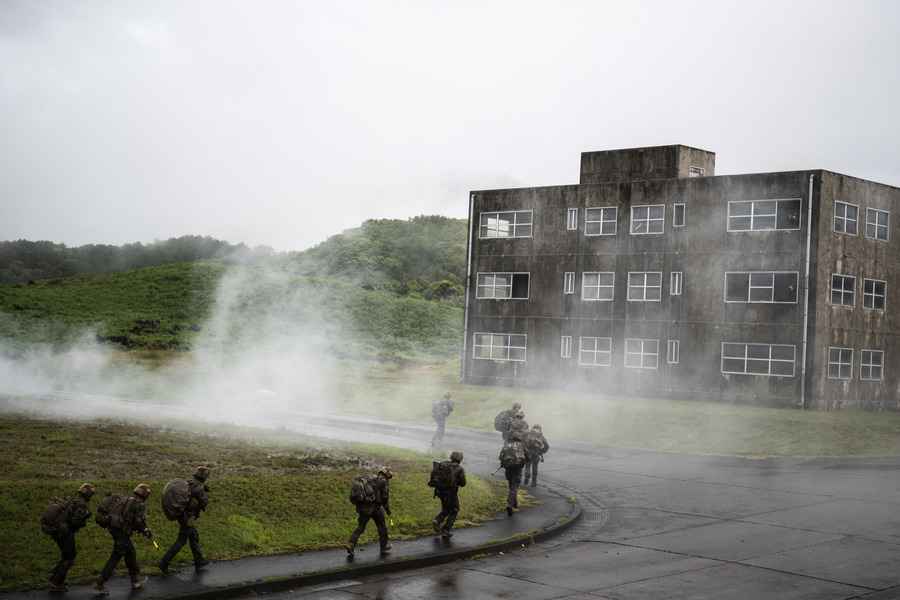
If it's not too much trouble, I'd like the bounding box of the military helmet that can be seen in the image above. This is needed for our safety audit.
[449,450,463,463]
[133,483,152,498]
[514,410,525,419]
[512,402,522,411]
[378,466,393,479]
[194,465,211,481]
[78,483,96,498]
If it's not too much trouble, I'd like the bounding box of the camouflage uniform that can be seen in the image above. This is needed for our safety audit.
[48,484,95,591]
[508,412,530,441]
[500,435,526,514]
[494,402,523,441]
[96,484,152,594]
[160,467,210,572]
[523,426,550,486]
[347,470,392,557]
[431,451,466,537]
[431,394,454,447]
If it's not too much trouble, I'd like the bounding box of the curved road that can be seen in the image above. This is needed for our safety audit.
[253,413,900,600]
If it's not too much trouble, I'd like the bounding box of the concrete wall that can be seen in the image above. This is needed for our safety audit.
[810,171,900,409]
[465,170,818,406]
[579,145,715,184]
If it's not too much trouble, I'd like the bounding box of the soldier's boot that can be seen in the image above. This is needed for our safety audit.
[93,578,110,597]
[158,560,170,575]
[380,543,392,556]
[441,515,456,538]
[131,576,148,590]
[432,517,442,533]
[195,558,211,571]
[47,581,68,593]
[345,542,355,558]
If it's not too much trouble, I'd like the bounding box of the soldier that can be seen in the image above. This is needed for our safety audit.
[498,431,527,516]
[523,424,550,487]
[94,483,153,596]
[41,483,96,592]
[429,451,466,538]
[346,467,393,558]
[508,410,530,441]
[494,402,523,441]
[431,392,455,448]
[159,466,211,574]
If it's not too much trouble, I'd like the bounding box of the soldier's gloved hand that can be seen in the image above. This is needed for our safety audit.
[143,528,153,539]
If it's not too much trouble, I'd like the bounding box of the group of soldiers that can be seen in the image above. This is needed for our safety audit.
[40,467,211,595]
[41,396,548,594]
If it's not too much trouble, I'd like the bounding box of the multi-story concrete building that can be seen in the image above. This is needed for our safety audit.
[461,145,899,409]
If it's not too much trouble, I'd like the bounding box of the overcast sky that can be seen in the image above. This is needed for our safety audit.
[2,1,898,251]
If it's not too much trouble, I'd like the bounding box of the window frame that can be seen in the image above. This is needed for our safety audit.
[630,204,666,235]
[723,271,799,304]
[584,206,618,237]
[563,271,575,295]
[670,271,683,296]
[830,273,856,308]
[863,278,886,311]
[578,336,612,367]
[566,208,578,231]
[688,166,705,177]
[624,338,660,369]
[720,342,796,377]
[581,271,615,301]
[667,339,680,364]
[627,271,663,302]
[726,199,802,232]
[865,208,890,242]
[475,272,530,300]
[673,203,686,228]
[560,335,573,359]
[472,332,527,362]
[478,209,534,239]
[860,349,884,382]
[833,201,859,236]
[827,346,853,381]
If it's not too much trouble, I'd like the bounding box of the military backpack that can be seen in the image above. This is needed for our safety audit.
[428,460,456,489]
[524,432,545,457]
[493,410,510,433]
[162,479,192,521]
[499,440,527,468]
[95,494,128,529]
[349,474,378,505]
[40,497,70,536]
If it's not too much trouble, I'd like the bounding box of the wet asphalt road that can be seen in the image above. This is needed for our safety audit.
[249,414,900,600]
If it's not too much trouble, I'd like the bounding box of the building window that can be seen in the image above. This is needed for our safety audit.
[560,336,573,359]
[667,339,680,364]
[579,336,612,366]
[831,274,856,307]
[476,273,529,300]
[688,166,705,177]
[833,201,858,236]
[625,338,659,369]
[563,272,575,294]
[863,278,886,311]
[827,347,853,380]
[473,333,527,362]
[670,272,683,296]
[585,207,617,236]
[566,208,578,231]
[673,203,686,227]
[627,272,663,301]
[582,272,615,301]
[721,342,796,377]
[724,272,799,303]
[630,205,665,234]
[860,349,884,381]
[479,210,533,239]
[727,199,801,232]
[865,208,890,241]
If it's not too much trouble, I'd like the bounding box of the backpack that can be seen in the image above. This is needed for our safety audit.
[95,494,128,529]
[499,440,527,468]
[428,461,456,489]
[349,475,378,505]
[40,497,70,535]
[494,410,510,433]
[162,479,191,521]
[524,432,545,457]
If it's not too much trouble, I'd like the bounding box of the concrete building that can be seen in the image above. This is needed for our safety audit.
[461,145,899,409]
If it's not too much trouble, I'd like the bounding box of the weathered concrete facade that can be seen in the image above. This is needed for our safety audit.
[462,145,900,408]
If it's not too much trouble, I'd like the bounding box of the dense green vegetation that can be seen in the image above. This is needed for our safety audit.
[0,415,507,591]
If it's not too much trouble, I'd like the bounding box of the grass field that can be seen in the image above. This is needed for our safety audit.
[335,360,900,457]
[0,415,507,591]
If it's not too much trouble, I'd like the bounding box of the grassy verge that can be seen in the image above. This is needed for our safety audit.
[335,360,900,457]
[0,415,506,591]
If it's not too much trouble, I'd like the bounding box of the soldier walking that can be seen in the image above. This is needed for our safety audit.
[499,431,527,516]
[429,451,466,538]
[346,467,393,558]
[494,402,523,441]
[508,410,529,441]
[431,392,455,448]
[159,466,211,573]
[94,483,154,596]
[523,424,550,487]
[41,483,96,592]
